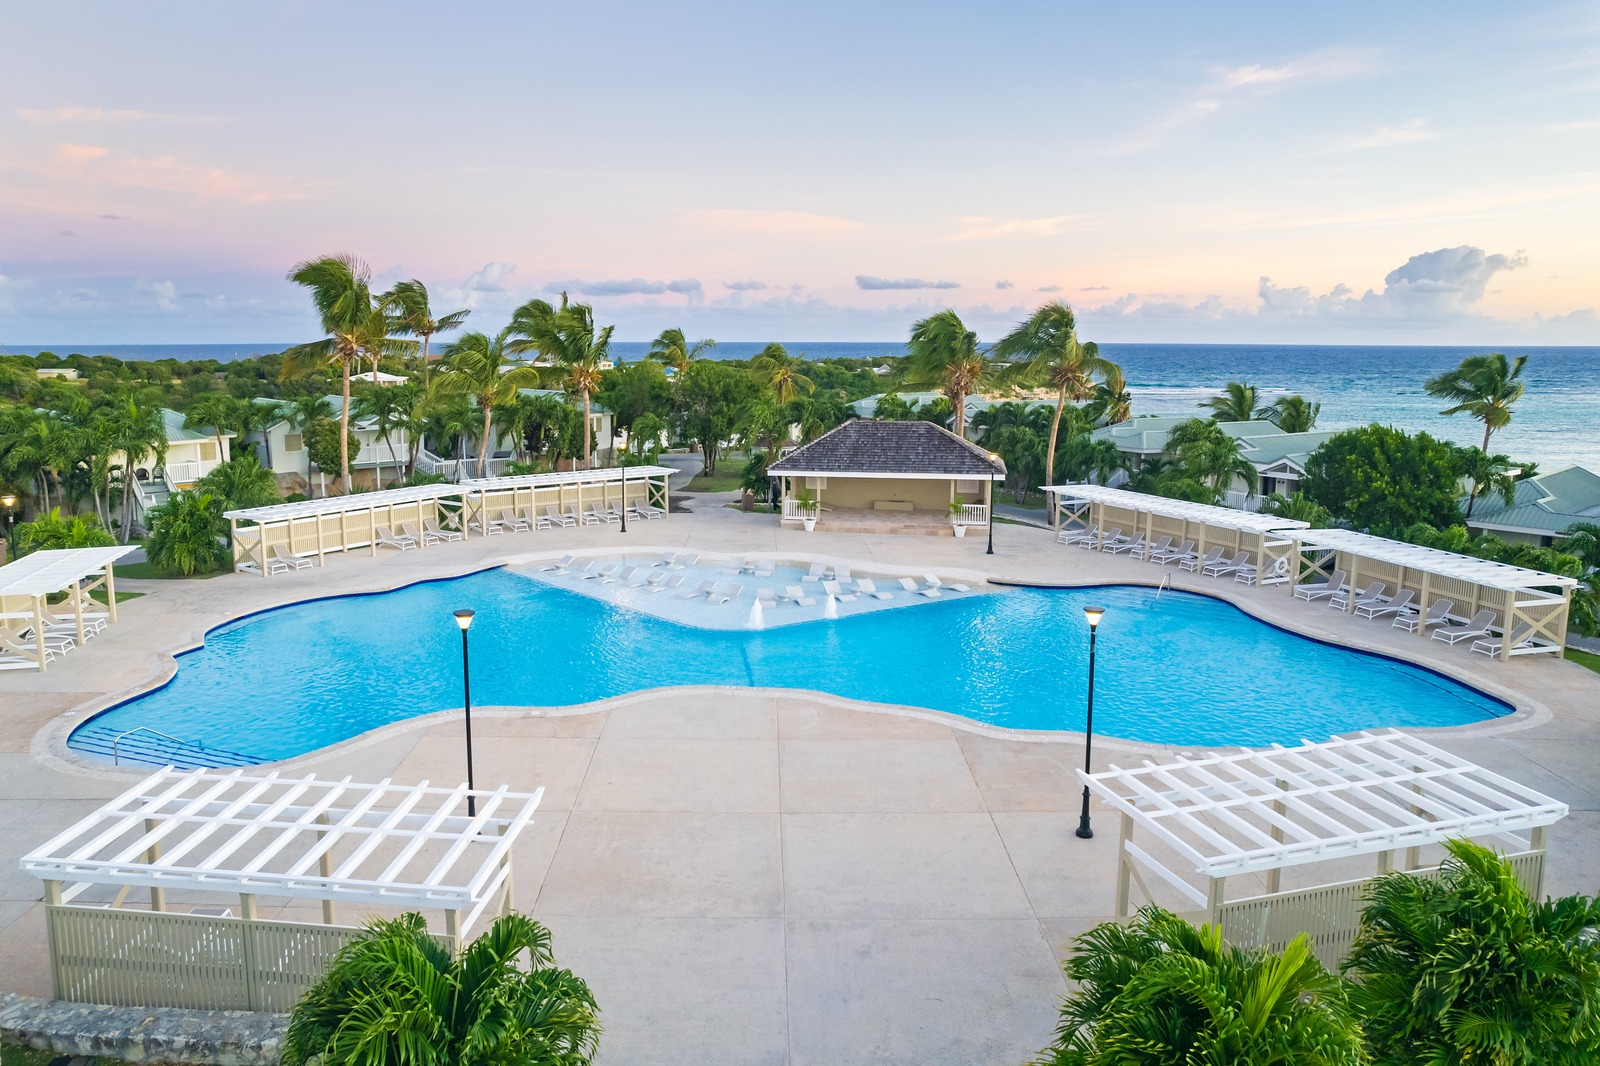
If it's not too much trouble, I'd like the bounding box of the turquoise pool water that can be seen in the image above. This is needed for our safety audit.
[70,568,1508,767]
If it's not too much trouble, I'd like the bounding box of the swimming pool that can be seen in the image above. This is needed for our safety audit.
[69,567,1508,767]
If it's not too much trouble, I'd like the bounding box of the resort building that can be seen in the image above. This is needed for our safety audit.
[769,419,1004,535]
[1090,415,1336,508]
[1464,464,1600,546]
[244,396,409,495]
[125,408,234,524]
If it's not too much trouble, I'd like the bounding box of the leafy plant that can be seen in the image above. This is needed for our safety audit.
[194,454,281,512]
[1301,424,1464,533]
[1035,905,1366,1066]
[15,507,116,554]
[282,912,600,1066]
[304,417,358,492]
[1424,351,1528,453]
[991,303,1116,486]
[144,491,229,575]
[1344,839,1600,1066]
[740,452,771,495]
[1260,490,1332,527]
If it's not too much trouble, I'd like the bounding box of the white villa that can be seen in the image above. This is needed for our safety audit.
[244,396,411,496]
[1090,415,1337,508]
[124,408,233,525]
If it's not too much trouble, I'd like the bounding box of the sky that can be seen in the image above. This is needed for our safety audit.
[2,1,1598,345]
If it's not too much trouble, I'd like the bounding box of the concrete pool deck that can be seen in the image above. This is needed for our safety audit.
[3,497,1598,1065]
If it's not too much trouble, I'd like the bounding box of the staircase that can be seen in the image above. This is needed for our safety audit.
[69,724,264,771]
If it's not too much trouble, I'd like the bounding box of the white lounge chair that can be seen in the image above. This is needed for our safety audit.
[835,564,854,584]
[580,507,605,527]
[900,577,940,598]
[648,574,684,594]
[1099,528,1130,551]
[1331,581,1388,611]
[545,506,577,529]
[42,608,108,639]
[755,558,776,577]
[823,580,857,603]
[801,563,827,583]
[1431,610,1498,646]
[678,579,718,600]
[734,555,756,574]
[1181,547,1224,574]
[1151,539,1193,565]
[565,560,594,578]
[923,574,971,592]
[708,583,742,605]
[376,526,418,551]
[1233,556,1289,585]
[1105,532,1145,557]
[582,564,618,582]
[1395,597,1454,633]
[1294,571,1347,602]
[653,552,678,568]
[668,552,699,569]
[756,587,777,607]
[1133,535,1172,561]
[491,509,530,533]
[522,507,548,531]
[1356,588,1414,620]
[1057,523,1097,546]
[1203,551,1249,578]
[1471,623,1535,658]
[1084,526,1117,550]
[633,570,664,589]
[633,503,665,520]
[779,585,817,607]
[560,506,582,527]
[853,578,894,601]
[268,545,313,574]
[422,518,464,545]
[540,554,578,572]
[601,566,635,585]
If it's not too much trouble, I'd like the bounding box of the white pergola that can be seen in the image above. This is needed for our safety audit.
[1083,731,1567,966]
[458,465,674,531]
[1290,527,1577,659]
[0,545,137,670]
[22,768,544,1010]
[1046,483,1309,585]
[225,483,469,576]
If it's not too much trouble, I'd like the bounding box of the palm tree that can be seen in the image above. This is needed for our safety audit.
[992,303,1115,487]
[1201,381,1269,423]
[283,255,415,491]
[904,309,992,439]
[386,279,470,388]
[1268,394,1320,433]
[1560,521,1600,574]
[1345,838,1600,1066]
[749,343,815,405]
[1457,447,1520,520]
[107,397,166,542]
[506,294,613,468]
[194,454,281,511]
[184,394,241,454]
[282,912,601,1066]
[431,330,542,476]
[144,491,229,575]
[1085,365,1132,425]
[1425,351,1529,453]
[353,383,416,485]
[1167,418,1258,500]
[1033,905,1364,1066]
[646,327,715,374]
[1260,491,1332,526]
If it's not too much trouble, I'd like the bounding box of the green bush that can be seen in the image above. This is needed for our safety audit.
[144,491,229,575]
[194,454,282,511]
[15,508,116,554]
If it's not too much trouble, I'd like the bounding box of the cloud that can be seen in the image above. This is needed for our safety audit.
[856,275,960,291]
[995,280,1014,290]
[1037,285,1063,293]
[680,208,864,235]
[99,213,129,221]
[665,278,703,296]
[18,106,226,124]
[1213,49,1377,90]
[547,277,702,298]
[1327,118,1439,152]
[46,143,307,202]
[1080,285,1110,292]
[724,280,768,291]
[437,262,518,311]
[58,143,110,162]
[943,214,1089,241]
[136,279,179,312]
[58,229,76,238]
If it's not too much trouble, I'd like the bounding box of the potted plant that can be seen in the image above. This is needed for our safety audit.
[948,495,968,537]
[795,487,819,532]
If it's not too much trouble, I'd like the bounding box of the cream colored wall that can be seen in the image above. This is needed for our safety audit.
[818,478,954,511]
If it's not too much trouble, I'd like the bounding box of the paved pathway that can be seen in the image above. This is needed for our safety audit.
[2,506,1597,1065]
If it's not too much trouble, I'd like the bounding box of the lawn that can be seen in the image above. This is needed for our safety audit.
[1565,647,1600,676]
[1,1043,109,1066]
[112,560,226,580]
[683,467,748,494]
[89,588,143,605]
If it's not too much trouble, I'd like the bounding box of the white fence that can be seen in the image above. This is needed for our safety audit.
[782,498,819,522]
[952,503,988,526]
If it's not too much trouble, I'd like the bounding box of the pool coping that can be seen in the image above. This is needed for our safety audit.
[32,545,1556,780]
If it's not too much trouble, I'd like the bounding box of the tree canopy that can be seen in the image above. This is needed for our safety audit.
[1301,424,1464,533]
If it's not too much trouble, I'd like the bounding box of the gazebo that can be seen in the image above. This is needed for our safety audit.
[21,767,544,1011]
[0,545,137,670]
[1080,731,1566,967]
[225,483,470,576]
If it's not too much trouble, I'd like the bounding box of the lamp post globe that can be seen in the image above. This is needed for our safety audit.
[1075,606,1106,840]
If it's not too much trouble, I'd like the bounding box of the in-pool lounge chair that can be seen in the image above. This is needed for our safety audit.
[653,551,678,567]
[801,563,828,583]
[422,518,464,544]
[924,574,970,592]
[1471,623,1535,657]
[540,554,577,572]
[677,579,718,600]
[780,585,816,607]
[708,583,742,605]
[900,577,940,598]
[669,552,699,569]
[1181,547,1224,574]
[648,575,684,595]
[1431,609,1497,646]
[756,587,777,608]
[583,563,619,582]
[755,558,776,577]
[601,566,635,585]
[1293,570,1346,602]
[376,526,418,551]
[1394,597,1454,633]
[853,578,894,601]
[822,580,857,603]
[1356,588,1414,620]
[268,545,313,574]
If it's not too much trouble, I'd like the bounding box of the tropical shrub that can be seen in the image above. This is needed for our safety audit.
[1260,491,1332,527]
[194,454,282,512]
[1344,839,1600,1066]
[740,452,771,495]
[15,507,116,554]
[1301,424,1463,533]
[145,491,229,575]
[282,912,601,1066]
[1035,905,1366,1066]
[304,417,359,489]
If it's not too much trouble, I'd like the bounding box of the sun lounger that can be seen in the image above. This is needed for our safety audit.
[734,555,756,574]
[580,507,605,527]
[632,503,665,520]
[601,566,636,585]
[376,525,418,551]
[801,563,827,583]
[521,507,548,531]
[756,587,777,606]
[1180,547,1224,574]
[648,574,684,594]
[654,551,678,568]
[899,577,940,598]
[823,580,857,603]
[1471,622,1535,657]
[1083,526,1115,550]
[1105,531,1146,557]
[780,585,817,607]
[708,583,742,605]
[1057,523,1097,546]
[422,518,464,544]
[1203,551,1249,578]
[1356,588,1414,620]
[491,509,530,533]
[835,564,853,583]
[923,574,970,592]
[400,522,432,546]
[1395,597,1454,633]
[667,553,698,569]
[1152,539,1195,565]
[678,579,718,600]
[42,608,108,639]
[545,506,577,529]
[755,558,776,577]
[583,563,618,581]
[1133,535,1172,561]
[1098,528,1130,551]
[632,570,664,589]
[268,545,313,574]
[1331,581,1387,611]
[1431,609,1497,646]
[853,578,894,600]
[1293,571,1346,602]
[540,554,577,572]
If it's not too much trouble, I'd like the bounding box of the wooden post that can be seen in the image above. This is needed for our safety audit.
[71,579,86,646]
[1503,588,1516,662]
[318,813,336,925]
[239,893,257,919]
[144,818,165,911]
[1115,813,1133,918]
[105,564,119,622]
[315,514,326,567]
[32,597,47,672]
[1206,876,1226,924]
[1266,793,1286,894]
[1346,555,1360,613]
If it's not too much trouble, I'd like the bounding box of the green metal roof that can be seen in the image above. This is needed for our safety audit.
[1090,416,1333,472]
[162,407,228,443]
[1467,465,1600,535]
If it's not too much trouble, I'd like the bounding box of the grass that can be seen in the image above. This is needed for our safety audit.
[1565,647,1600,675]
[112,560,226,580]
[683,468,747,494]
[89,588,143,605]
[1,1042,110,1066]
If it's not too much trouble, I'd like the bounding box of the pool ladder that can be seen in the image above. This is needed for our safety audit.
[1155,574,1172,599]
[112,726,191,766]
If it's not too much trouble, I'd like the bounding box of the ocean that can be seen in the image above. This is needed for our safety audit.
[6,341,1597,470]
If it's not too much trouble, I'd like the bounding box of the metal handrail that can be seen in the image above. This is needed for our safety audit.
[1156,573,1172,599]
[112,726,193,766]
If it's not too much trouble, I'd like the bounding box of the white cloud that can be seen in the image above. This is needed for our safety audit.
[995,280,1014,290]
[1327,118,1439,152]
[724,280,768,291]
[136,278,179,312]
[856,276,960,291]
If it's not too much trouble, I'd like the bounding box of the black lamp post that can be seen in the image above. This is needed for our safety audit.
[454,608,477,816]
[1075,605,1106,840]
[986,453,999,556]
[0,493,15,559]
[619,454,628,533]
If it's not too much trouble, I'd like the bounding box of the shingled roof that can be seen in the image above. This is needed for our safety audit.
[769,419,1005,477]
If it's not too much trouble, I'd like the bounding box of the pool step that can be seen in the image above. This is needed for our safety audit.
[68,726,263,771]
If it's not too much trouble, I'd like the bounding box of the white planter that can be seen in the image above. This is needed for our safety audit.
[952,523,967,538]
[803,518,817,532]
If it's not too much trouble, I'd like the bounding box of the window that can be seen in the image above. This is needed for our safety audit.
[285,434,303,452]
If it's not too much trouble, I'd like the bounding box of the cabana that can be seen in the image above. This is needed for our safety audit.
[225,483,469,576]
[0,545,136,670]
[1081,731,1566,968]
[1046,484,1309,585]
[21,768,543,1012]
[458,465,674,531]
[1289,527,1576,658]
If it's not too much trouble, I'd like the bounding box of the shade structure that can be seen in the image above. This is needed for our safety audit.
[458,465,674,532]
[0,545,136,670]
[1045,483,1309,585]
[224,483,469,575]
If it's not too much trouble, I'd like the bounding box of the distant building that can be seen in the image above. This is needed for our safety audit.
[120,409,234,525]
[1465,465,1600,546]
[1091,415,1337,509]
[34,368,79,380]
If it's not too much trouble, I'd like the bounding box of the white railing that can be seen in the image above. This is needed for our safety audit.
[953,503,988,526]
[783,498,819,522]
[163,460,203,489]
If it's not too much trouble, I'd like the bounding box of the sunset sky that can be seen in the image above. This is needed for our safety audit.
[2,1,1597,344]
